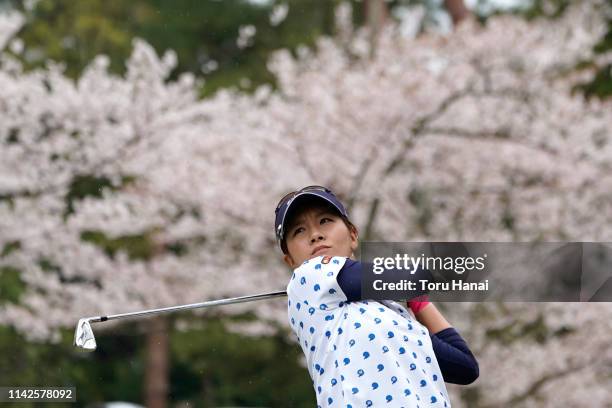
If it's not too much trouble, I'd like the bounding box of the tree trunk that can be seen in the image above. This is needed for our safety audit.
[202,374,215,407]
[364,0,388,30]
[364,0,389,52]
[444,0,471,26]
[144,315,169,408]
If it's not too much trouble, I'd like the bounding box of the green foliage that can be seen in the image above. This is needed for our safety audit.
[485,313,574,346]
[13,0,349,96]
[65,174,114,213]
[578,0,612,101]
[16,0,134,77]
[0,313,314,407]
[594,17,612,55]
[575,66,612,101]
[170,313,314,407]
[521,0,571,19]
[0,324,144,407]
[65,174,135,216]
[0,266,26,304]
[81,230,156,261]
[6,0,612,99]
[1,240,21,257]
[407,187,433,235]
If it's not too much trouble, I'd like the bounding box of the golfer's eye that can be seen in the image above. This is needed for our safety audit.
[320,217,333,224]
[293,227,305,236]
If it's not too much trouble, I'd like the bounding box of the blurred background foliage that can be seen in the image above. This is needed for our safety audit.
[0,0,611,406]
[1,0,610,98]
[3,0,353,96]
[0,312,314,407]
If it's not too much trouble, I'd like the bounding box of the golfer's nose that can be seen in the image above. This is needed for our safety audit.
[309,227,324,243]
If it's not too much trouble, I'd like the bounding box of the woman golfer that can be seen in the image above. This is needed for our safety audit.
[276,186,478,407]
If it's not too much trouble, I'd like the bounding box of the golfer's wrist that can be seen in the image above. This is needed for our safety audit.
[407,295,430,315]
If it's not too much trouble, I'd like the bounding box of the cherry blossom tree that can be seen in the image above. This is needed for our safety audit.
[258,2,612,405]
[1,0,612,406]
[0,13,293,406]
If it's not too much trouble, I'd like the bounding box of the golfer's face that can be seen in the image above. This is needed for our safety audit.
[284,206,358,268]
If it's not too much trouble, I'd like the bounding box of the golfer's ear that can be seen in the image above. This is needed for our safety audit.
[284,253,297,269]
[350,226,359,252]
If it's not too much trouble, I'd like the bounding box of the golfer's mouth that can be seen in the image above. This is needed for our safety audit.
[312,245,331,256]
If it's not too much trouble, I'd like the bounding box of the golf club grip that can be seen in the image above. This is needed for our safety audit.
[96,290,288,322]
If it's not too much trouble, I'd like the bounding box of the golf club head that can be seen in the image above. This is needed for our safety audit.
[74,318,97,351]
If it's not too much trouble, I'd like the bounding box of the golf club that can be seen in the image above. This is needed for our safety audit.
[74,290,288,351]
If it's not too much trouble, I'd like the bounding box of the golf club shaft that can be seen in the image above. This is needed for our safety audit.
[88,290,288,323]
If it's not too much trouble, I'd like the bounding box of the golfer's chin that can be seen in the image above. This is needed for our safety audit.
[306,248,349,262]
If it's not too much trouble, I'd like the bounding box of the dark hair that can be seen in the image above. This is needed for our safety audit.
[280,198,357,254]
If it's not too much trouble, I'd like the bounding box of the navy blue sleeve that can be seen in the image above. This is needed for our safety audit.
[336,259,430,302]
[336,258,362,301]
[430,327,479,385]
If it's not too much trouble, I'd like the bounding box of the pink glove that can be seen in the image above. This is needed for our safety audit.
[407,295,430,314]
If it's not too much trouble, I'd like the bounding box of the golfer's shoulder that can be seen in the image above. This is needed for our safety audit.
[292,255,348,277]
[286,256,350,301]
